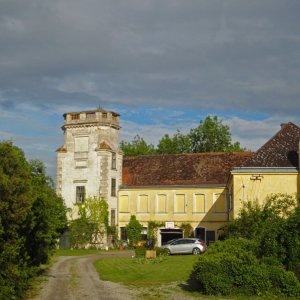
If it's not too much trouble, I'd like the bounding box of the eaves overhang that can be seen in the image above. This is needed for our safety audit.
[231,167,298,174]
[120,184,226,190]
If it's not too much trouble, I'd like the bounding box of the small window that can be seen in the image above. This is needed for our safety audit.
[228,193,233,211]
[141,227,147,241]
[111,152,116,169]
[119,195,129,212]
[76,186,85,203]
[120,227,127,240]
[112,114,117,121]
[194,194,205,213]
[174,194,186,213]
[206,231,216,243]
[102,112,107,118]
[157,194,167,213]
[195,227,206,240]
[111,209,116,226]
[111,178,116,197]
[71,114,80,120]
[214,193,227,213]
[138,195,148,213]
[86,112,96,120]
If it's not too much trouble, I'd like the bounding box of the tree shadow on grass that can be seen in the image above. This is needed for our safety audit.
[178,276,200,293]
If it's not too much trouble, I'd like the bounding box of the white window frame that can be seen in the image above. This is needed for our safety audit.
[137,193,149,214]
[119,193,130,213]
[155,193,168,214]
[193,193,206,214]
[213,192,227,214]
[174,193,187,214]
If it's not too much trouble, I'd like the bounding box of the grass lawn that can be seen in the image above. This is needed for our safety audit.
[93,256,295,300]
[93,255,199,288]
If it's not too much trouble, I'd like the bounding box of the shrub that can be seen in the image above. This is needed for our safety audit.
[155,247,169,257]
[126,215,143,247]
[135,248,146,258]
[268,265,300,297]
[191,238,300,297]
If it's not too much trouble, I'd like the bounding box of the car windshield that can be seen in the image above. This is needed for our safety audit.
[164,239,177,245]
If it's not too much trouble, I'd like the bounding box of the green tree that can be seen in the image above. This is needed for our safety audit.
[0,142,68,299]
[224,193,299,271]
[69,197,109,248]
[0,141,33,297]
[189,115,244,152]
[156,131,191,154]
[126,215,143,247]
[120,135,155,156]
[24,160,67,265]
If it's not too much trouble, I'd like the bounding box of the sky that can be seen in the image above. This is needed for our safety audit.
[0,0,299,180]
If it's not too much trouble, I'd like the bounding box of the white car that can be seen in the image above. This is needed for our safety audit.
[161,238,207,255]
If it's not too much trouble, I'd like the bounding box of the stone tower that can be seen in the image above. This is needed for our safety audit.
[56,109,122,225]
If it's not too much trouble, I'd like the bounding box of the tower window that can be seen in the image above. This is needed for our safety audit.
[111,152,116,169]
[76,186,85,203]
[86,112,96,120]
[102,112,107,118]
[111,178,116,197]
[111,209,116,226]
[71,114,80,120]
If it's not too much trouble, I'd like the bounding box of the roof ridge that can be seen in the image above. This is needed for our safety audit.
[124,151,253,159]
[252,122,298,156]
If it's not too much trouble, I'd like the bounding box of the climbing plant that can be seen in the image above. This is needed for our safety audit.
[69,196,109,248]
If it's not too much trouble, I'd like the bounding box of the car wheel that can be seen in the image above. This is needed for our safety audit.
[192,248,201,255]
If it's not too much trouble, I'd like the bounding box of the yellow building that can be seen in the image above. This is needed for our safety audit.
[118,122,300,246]
[229,122,300,220]
[119,152,252,245]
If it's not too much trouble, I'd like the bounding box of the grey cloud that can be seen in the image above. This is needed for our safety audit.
[0,0,300,180]
[0,1,299,123]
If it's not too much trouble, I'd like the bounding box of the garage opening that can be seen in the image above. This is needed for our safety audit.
[160,229,183,245]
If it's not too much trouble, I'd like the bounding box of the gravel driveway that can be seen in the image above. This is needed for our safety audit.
[31,251,137,300]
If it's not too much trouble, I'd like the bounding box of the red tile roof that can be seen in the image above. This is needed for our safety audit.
[122,152,253,187]
[243,122,300,168]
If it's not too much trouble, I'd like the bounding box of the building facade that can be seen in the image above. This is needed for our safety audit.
[56,109,123,224]
[119,152,253,245]
[56,109,300,247]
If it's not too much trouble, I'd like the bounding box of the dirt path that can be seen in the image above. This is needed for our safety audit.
[31,251,137,300]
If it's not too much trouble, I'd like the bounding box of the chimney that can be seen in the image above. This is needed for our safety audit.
[281,123,288,129]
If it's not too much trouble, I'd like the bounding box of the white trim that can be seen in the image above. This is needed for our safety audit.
[212,192,227,214]
[174,193,187,214]
[193,193,206,214]
[137,193,150,214]
[118,193,130,213]
[155,193,168,214]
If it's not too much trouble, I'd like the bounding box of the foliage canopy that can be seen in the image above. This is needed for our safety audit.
[120,115,244,156]
[68,196,109,249]
[126,215,143,247]
[0,141,67,299]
